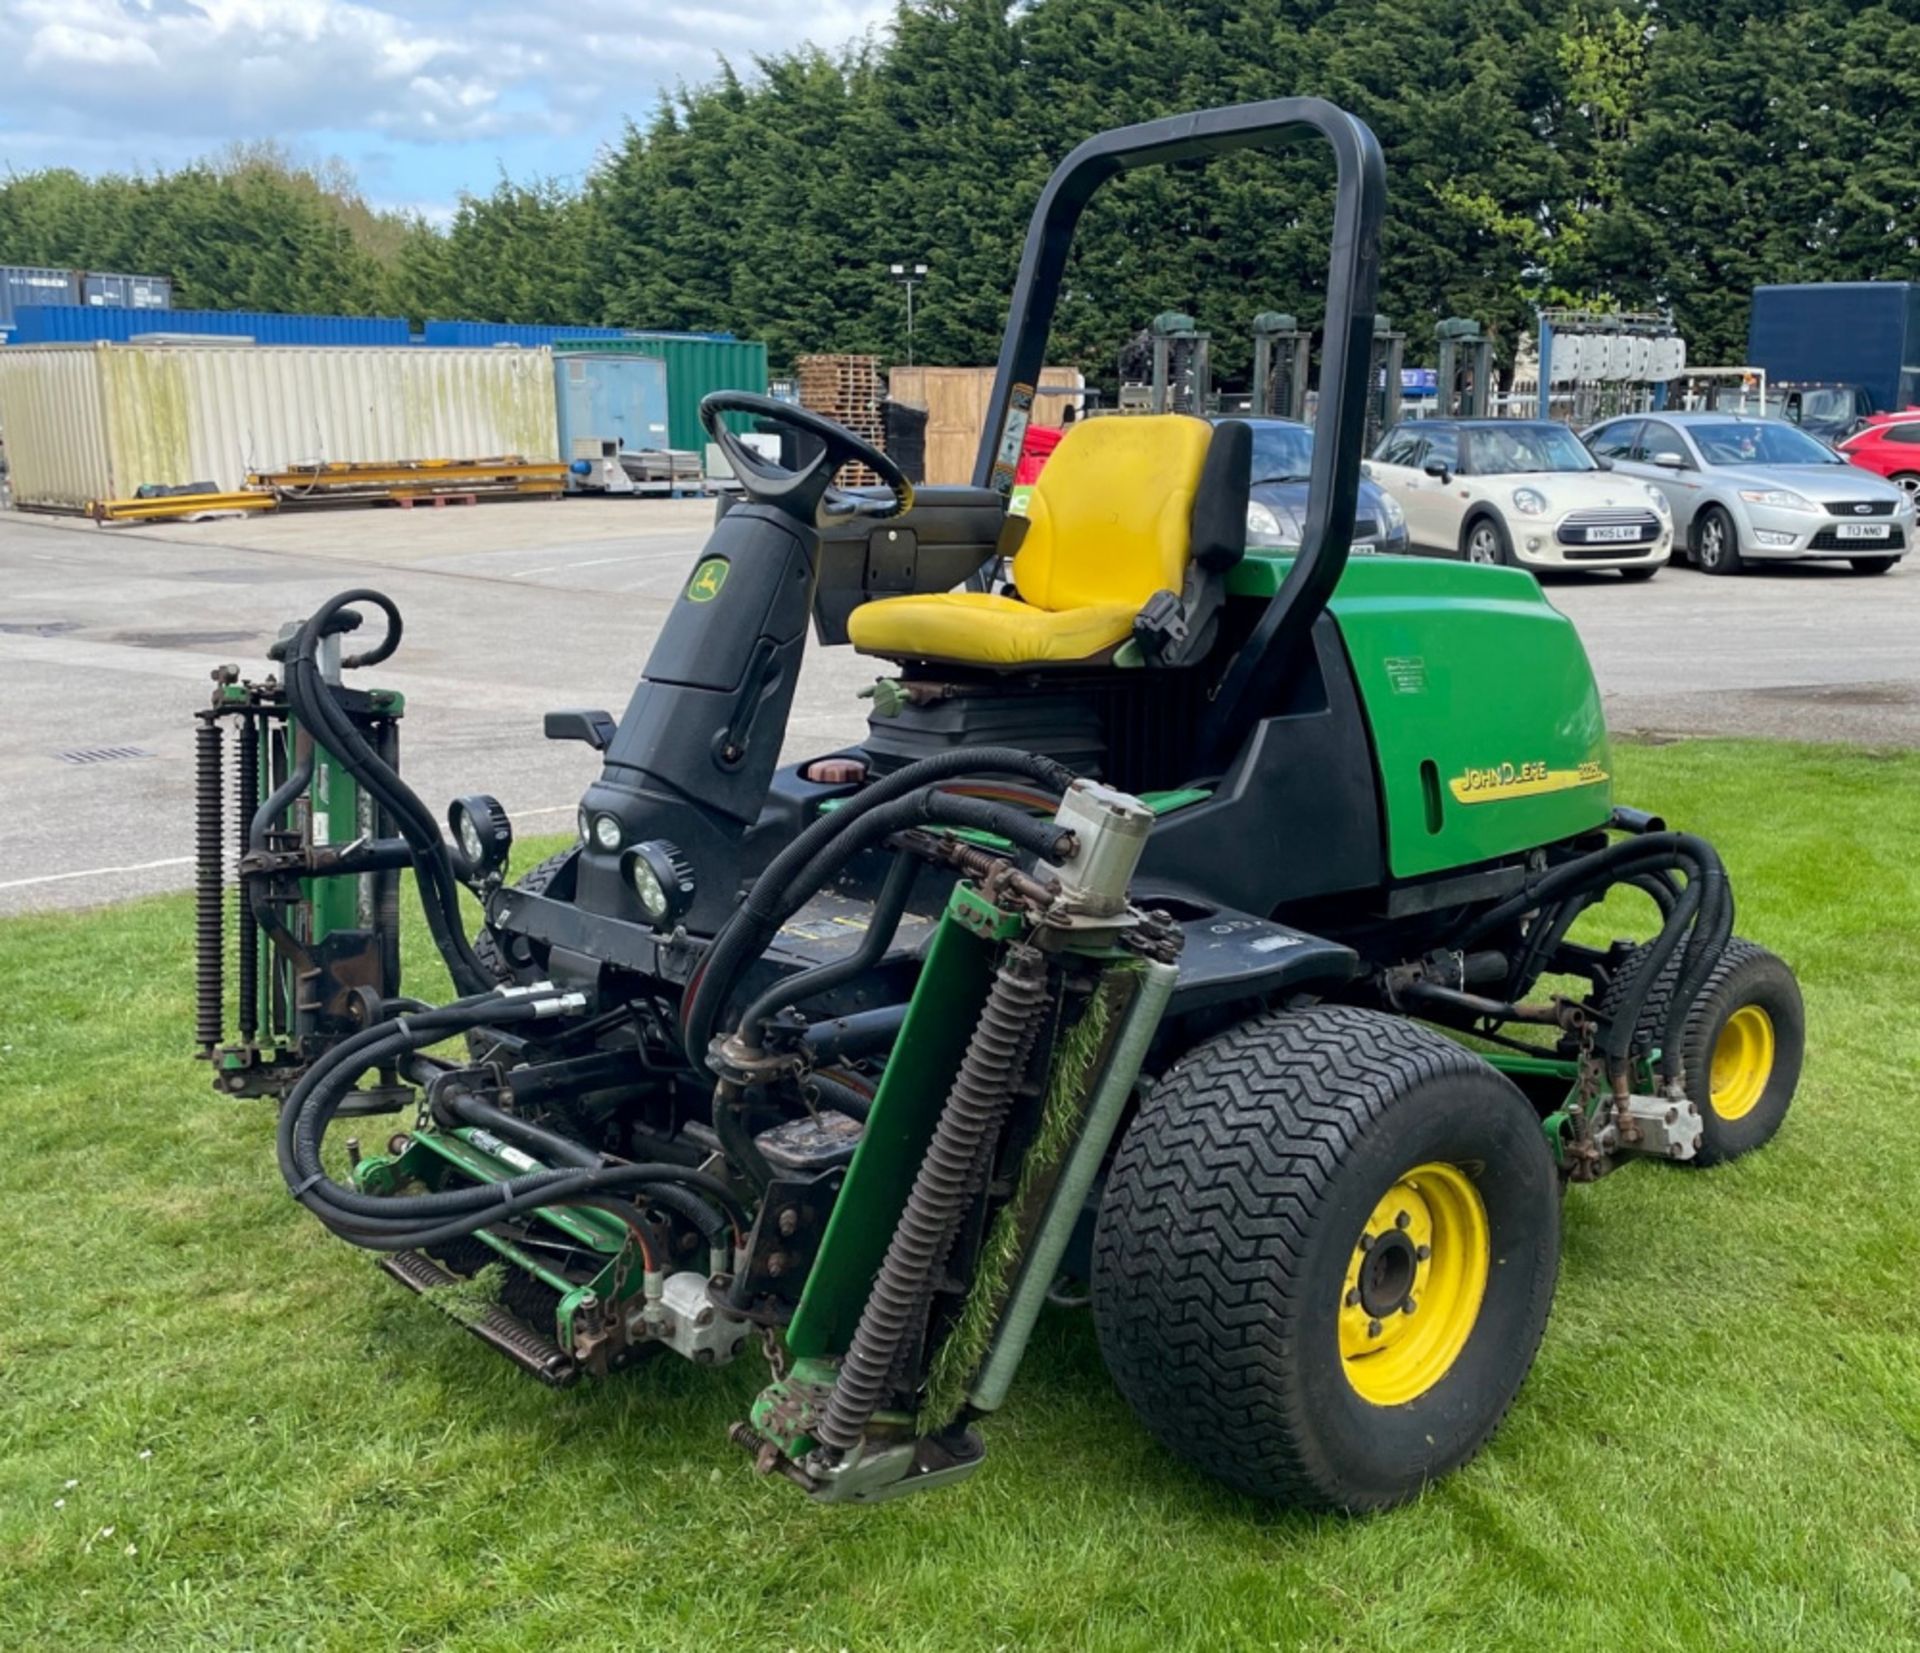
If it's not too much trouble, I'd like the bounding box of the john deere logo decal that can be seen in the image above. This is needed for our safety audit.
[687,558,729,603]
[1450,759,1608,804]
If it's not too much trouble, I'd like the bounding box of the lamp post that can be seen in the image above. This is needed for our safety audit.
[889,261,929,365]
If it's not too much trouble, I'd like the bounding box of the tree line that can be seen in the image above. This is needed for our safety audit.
[4,0,1916,387]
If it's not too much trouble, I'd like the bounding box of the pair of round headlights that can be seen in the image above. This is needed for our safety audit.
[575,807,694,927]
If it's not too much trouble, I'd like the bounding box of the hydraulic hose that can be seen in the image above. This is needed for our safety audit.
[735,848,920,1045]
[682,749,1076,1072]
[443,1085,734,1250]
[281,591,493,996]
[277,988,751,1248]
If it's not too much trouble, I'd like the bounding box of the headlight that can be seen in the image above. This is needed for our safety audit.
[1511,488,1549,516]
[1375,490,1407,533]
[1245,500,1288,543]
[448,795,512,874]
[623,840,694,929]
[1643,485,1671,516]
[591,812,623,853]
[1738,487,1816,511]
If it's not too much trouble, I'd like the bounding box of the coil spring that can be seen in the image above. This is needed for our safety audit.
[813,942,1050,1457]
[234,716,260,1042]
[193,718,224,1052]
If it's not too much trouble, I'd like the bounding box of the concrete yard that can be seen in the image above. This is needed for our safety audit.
[2,496,1915,915]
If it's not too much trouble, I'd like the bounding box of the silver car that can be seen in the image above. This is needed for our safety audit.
[1583,412,1915,574]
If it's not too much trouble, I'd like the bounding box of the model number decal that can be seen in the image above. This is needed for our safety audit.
[1449,760,1608,804]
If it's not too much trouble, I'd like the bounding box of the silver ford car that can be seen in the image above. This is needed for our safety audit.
[1582,411,1914,575]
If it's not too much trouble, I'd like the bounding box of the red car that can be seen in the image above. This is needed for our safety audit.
[1837,409,1920,501]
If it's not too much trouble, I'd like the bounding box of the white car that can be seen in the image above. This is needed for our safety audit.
[1367,419,1674,580]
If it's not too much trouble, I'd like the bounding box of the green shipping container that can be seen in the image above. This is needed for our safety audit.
[554,336,769,453]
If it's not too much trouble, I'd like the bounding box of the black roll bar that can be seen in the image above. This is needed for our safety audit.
[972,98,1385,767]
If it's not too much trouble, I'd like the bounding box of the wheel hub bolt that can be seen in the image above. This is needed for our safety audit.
[1403,1299,1417,1316]
[1394,1210,1411,1230]
[1346,1288,1361,1307]
[1366,1318,1383,1339]
[1357,1233,1375,1253]
[1415,1243,1431,1261]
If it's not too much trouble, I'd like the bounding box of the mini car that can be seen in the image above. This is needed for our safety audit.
[1367,419,1672,578]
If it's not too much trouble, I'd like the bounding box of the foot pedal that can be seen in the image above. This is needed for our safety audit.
[381,1249,580,1387]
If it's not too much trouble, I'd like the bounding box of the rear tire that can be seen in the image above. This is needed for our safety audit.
[1593,937,1803,1164]
[1850,557,1897,575]
[1462,514,1514,567]
[1694,505,1744,575]
[1092,1006,1559,1511]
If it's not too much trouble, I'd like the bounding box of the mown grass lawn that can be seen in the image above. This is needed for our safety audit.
[2,737,1918,1652]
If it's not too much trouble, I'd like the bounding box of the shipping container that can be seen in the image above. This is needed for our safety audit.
[424,319,738,350]
[424,319,628,349]
[0,342,558,510]
[1748,282,1920,414]
[81,271,173,310]
[556,336,770,451]
[10,303,410,347]
[1,265,81,329]
[554,352,671,456]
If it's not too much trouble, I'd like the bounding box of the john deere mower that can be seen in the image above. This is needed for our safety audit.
[189,99,1804,1511]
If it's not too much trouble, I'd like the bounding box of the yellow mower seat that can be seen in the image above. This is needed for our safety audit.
[848,413,1218,667]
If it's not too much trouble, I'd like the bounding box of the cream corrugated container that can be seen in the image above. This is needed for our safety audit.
[0,342,559,510]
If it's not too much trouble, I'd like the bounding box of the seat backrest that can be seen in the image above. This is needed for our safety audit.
[1012,414,1216,612]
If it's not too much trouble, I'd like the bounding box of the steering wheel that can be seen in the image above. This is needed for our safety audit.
[700,391,913,526]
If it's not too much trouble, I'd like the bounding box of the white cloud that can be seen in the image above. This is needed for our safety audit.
[0,0,893,179]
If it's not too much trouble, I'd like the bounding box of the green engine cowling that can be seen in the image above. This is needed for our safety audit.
[1229,554,1613,879]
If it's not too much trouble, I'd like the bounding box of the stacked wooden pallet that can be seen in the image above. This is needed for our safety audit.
[795,354,886,486]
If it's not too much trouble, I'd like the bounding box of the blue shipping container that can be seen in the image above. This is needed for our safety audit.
[1,265,81,329]
[82,272,173,310]
[9,304,412,346]
[555,352,672,455]
[1748,282,1920,413]
[424,319,739,349]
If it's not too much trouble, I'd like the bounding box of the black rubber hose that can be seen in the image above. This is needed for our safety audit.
[1455,833,1699,950]
[684,781,1074,1071]
[807,1072,874,1123]
[277,991,752,1235]
[445,1092,732,1245]
[812,942,1050,1458]
[282,591,492,995]
[681,745,1074,1031]
[736,849,919,1044]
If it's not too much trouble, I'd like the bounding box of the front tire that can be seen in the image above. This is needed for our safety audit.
[1694,505,1744,575]
[1462,514,1514,567]
[1092,1006,1559,1511]
[1593,937,1803,1164]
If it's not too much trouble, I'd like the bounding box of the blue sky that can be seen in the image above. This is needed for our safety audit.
[1,0,892,220]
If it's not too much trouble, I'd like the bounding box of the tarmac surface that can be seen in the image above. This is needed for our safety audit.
[3,496,1915,915]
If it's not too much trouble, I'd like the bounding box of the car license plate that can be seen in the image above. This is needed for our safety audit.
[1836,523,1889,541]
[1586,524,1641,543]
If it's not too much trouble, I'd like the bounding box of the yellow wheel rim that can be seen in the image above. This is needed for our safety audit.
[1339,1162,1490,1407]
[1710,1004,1775,1121]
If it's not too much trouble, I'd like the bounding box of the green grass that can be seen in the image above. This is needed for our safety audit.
[3,738,1918,1651]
